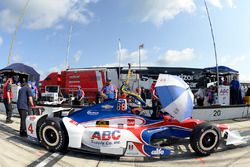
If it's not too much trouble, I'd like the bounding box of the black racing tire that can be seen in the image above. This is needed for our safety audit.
[38,117,68,152]
[190,122,221,156]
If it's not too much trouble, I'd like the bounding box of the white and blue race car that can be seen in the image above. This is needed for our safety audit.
[25,74,243,157]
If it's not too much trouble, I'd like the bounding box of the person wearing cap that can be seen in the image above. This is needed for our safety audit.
[76,86,85,106]
[2,78,13,123]
[17,82,34,137]
[100,78,118,101]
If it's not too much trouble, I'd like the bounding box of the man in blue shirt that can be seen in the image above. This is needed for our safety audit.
[17,82,34,137]
[100,78,117,101]
[230,75,241,104]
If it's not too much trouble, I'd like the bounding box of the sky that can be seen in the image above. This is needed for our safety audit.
[0,0,249,81]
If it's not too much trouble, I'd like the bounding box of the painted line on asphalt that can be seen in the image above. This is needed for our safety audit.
[28,152,65,167]
[27,152,65,167]
[41,152,65,167]
[27,152,53,167]
[26,151,64,167]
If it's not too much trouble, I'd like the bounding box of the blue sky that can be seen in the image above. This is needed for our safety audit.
[0,0,249,81]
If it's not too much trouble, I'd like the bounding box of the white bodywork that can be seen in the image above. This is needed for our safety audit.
[26,107,71,141]
[224,130,247,145]
[26,108,144,155]
[61,117,142,151]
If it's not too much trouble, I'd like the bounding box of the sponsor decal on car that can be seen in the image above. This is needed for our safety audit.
[127,119,135,126]
[69,119,78,125]
[118,123,124,129]
[151,148,164,155]
[87,110,99,116]
[91,130,121,140]
[128,144,134,150]
[90,130,121,146]
[101,105,113,109]
[96,120,109,127]
[124,142,145,156]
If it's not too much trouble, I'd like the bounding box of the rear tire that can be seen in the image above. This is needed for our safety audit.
[39,118,68,152]
[190,122,221,156]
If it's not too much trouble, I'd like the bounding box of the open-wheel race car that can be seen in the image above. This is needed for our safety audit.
[25,74,243,157]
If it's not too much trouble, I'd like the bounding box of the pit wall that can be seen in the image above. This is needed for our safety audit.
[0,102,249,121]
[192,105,250,121]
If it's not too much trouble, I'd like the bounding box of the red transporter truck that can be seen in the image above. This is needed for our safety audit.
[39,68,107,104]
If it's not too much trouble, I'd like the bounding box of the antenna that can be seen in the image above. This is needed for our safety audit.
[204,0,220,101]
[66,24,73,69]
[8,0,30,65]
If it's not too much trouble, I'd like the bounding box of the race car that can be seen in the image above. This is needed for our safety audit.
[25,74,242,157]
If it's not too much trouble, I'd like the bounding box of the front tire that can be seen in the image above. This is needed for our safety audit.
[190,122,221,156]
[39,118,68,152]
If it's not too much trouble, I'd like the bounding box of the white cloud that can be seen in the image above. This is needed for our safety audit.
[133,0,236,26]
[54,24,64,30]
[25,62,64,80]
[219,55,246,67]
[0,0,98,32]
[206,0,236,8]
[45,31,57,41]
[219,55,249,81]
[239,74,250,83]
[0,9,18,33]
[207,0,223,8]
[137,0,196,26]
[11,53,23,63]
[73,50,82,63]
[48,63,66,74]
[116,48,147,66]
[0,36,3,46]
[35,63,66,80]
[27,63,46,80]
[226,0,236,8]
[156,48,194,65]
[153,46,161,53]
[96,62,119,67]
[114,47,195,67]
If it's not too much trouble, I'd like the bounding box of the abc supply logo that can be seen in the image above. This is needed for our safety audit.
[91,130,121,140]
[90,130,121,146]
